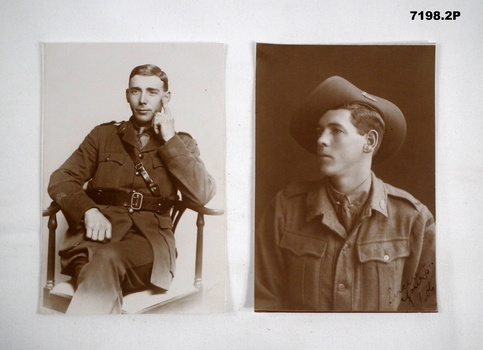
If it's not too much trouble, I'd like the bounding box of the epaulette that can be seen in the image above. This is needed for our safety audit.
[177,131,193,139]
[282,181,315,199]
[385,183,422,211]
[99,120,122,127]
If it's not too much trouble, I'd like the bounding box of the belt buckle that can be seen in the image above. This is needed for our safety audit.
[130,191,143,210]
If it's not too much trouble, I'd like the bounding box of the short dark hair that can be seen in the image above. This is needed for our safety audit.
[129,64,169,91]
[342,103,385,155]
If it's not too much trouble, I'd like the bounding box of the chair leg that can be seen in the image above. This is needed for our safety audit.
[46,213,57,290]
[194,213,204,289]
[43,210,72,313]
[43,287,70,313]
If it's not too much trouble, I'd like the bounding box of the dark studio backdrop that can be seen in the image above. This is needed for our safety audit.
[255,44,435,226]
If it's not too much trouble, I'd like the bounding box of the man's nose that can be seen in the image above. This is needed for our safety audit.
[317,130,329,146]
[139,91,147,104]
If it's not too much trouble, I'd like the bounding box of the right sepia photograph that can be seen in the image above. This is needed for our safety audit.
[255,44,436,312]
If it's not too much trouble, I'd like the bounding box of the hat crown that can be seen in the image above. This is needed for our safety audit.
[289,76,406,164]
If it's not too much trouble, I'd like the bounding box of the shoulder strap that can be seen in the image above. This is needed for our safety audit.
[119,137,162,197]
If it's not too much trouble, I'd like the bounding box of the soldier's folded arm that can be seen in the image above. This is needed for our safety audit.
[255,191,287,311]
[399,206,437,311]
[48,126,101,227]
[158,132,216,206]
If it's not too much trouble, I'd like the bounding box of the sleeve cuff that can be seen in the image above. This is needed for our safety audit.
[158,133,191,160]
[58,192,97,226]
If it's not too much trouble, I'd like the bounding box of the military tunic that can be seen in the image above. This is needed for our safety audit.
[255,172,436,312]
[48,118,216,290]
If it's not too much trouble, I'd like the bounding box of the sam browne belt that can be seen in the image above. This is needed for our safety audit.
[87,189,175,213]
[88,124,175,213]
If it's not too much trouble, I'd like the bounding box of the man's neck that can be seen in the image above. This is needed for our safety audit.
[328,168,372,195]
[130,117,153,134]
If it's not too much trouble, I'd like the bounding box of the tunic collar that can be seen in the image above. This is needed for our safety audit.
[363,172,389,218]
[305,181,345,236]
[326,174,371,211]
[118,117,164,151]
[306,172,389,224]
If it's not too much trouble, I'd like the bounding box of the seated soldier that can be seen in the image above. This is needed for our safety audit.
[48,64,216,314]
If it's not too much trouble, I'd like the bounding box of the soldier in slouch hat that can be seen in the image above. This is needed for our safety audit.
[255,76,436,312]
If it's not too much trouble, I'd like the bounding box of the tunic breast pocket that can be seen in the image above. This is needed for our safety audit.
[357,239,410,309]
[357,239,409,265]
[151,155,165,169]
[279,230,327,258]
[149,155,174,196]
[279,230,327,307]
[92,152,130,188]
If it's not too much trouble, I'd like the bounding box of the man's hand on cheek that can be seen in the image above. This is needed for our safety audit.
[153,95,175,142]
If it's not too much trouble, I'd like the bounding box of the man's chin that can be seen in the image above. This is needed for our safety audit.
[318,164,336,177]
[133,114,154,126]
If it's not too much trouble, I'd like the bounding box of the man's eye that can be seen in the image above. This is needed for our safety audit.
[130,90,140,95]
[149,91,158,95]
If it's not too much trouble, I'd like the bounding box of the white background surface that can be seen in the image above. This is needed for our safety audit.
[0,0,482,349]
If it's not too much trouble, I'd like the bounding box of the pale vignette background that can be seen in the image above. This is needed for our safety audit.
[1,0,483,349]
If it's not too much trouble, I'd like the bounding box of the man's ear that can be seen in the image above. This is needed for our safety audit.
[363,130,379,153]
[161,91,171,112]
[164,91,171,102]
[125,88,130,103]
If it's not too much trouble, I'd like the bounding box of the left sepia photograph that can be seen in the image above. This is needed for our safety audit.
[40,43,226,314]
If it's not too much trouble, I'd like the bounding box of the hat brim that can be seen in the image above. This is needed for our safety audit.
[289,76,406,164]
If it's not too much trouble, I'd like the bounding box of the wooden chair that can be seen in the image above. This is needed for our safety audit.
[41,199,223,314]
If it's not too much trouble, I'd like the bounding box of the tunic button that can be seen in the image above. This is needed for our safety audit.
[383,254,390,261]
[135,171,140,176]
[128,208,134,214]
[138,153,143,159]
[337,283,345,291]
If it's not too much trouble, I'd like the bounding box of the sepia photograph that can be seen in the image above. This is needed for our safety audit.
[40,43,226,314]
[255,44,436,312]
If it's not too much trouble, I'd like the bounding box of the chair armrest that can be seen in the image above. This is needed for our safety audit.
[182,202,224,216]
[43,202,61,217]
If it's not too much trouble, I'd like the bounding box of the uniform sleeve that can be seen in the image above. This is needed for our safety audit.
[255,191,287,311]
[158,133,216,206]
[398,205,437,311]
[48,127,100,227]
